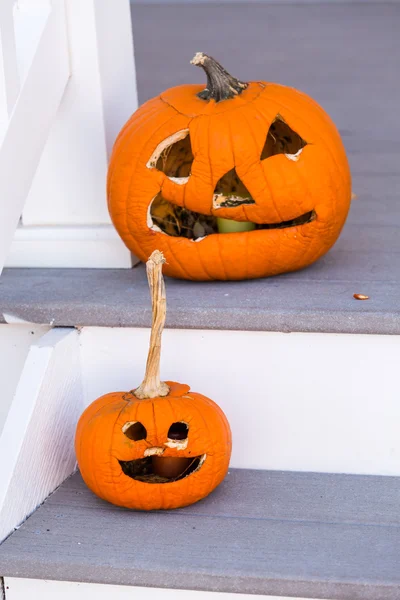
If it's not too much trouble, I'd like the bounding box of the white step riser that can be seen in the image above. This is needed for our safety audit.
[81,327,400,477]
[4,578,327,600]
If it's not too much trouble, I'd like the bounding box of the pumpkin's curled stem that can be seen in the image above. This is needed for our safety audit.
[134,250,170,399]
[191,52,248,103]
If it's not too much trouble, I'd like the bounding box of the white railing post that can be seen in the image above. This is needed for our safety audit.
[0,0,19,139]
[0,0,70,275]
[5,0,138,269]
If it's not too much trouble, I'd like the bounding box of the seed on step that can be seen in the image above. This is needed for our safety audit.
[353,293,369,300]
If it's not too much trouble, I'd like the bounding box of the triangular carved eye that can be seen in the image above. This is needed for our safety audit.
[261,117,306,160]
[148,130,194,179]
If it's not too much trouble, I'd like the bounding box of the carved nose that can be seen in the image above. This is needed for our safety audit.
[213,167,255,209]
[144,447,164,457]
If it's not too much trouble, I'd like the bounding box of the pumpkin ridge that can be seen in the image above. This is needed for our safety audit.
[160,82,265,118]
[254,97,349,230]
[216,231,228,280]
[208,120,230,280]
[108,399,136,501]
[123,112,183,251]
[236,108,278,220]
[108,100,169,195]
[79,402,107,499]
[230,115,258,225]
[194,230,215,280]
[89,405,114,501]
[78,396,128,498]
[239,106,274,219]
[200,394,232,454]
[223,112,255,261]
[189,396,222,491]
[272,147,308,223]
[108,102,174,226]
[204,396,232,448]
[290,85,347,143]
[253,106,299,223]
[286,147,321,229]
[193,119,218,280]
[170,238,197,279]
[249,107,286,222]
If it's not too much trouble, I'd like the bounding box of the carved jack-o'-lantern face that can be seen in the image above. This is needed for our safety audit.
[75,382,231,511]
[107,53,351,281]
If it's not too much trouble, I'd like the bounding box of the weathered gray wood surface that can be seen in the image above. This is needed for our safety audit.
[1,469,400,599]
[0,266,399,333]
[1,2,399,333]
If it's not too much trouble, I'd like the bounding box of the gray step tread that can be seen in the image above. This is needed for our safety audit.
[0,265,399,334]
[1,469,400,599]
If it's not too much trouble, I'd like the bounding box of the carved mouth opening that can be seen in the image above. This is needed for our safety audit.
[119,455,205,484]
[149,194,316,241]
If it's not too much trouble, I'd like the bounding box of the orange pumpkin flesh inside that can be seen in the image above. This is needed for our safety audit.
[75,252,232,511]
[108,53,351,281]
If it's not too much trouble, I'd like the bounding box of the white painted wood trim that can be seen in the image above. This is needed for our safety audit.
[0,328,84,543]
[4,578,324,600]
[6,224,135,268]
[13,1,53,86]
[0,0,19,136]
[14,0,136,268]
[94,0,138,162]
[80,327,400,477]
[0,324,50,436]
[1,0,136,269]
[0,0,69,275]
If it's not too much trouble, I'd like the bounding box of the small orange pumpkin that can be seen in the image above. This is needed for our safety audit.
[107,53,351,281]
[75,251,231,510]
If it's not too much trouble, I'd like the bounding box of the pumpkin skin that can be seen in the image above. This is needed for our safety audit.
[107,55,351,281]
[75,381,232,511]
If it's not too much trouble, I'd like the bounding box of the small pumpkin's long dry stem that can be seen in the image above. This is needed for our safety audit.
[191,52,248,103]
[134,251,170,399]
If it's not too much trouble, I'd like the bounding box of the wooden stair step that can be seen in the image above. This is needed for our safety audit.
[1,469,400,599]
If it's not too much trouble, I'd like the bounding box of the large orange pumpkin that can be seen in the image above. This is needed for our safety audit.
[107,53,351,281]
[75,251,231,510]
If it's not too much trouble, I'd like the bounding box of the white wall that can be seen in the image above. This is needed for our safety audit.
[80,327,400,477]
